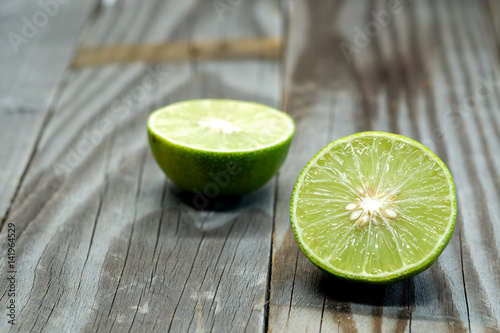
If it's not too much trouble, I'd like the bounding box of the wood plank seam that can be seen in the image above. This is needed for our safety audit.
[263,177,280,333]
[436,0,498,328]
[459,229,472,331]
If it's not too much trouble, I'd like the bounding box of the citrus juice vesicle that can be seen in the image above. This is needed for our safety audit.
[290,132,457,284]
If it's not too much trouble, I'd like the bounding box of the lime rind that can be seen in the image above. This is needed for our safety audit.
[290,131,457,284]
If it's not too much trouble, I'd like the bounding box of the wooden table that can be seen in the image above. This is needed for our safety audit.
[1,0,500,332]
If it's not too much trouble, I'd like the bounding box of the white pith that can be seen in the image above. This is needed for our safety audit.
[198,118,242,134]
[346,185,399,228]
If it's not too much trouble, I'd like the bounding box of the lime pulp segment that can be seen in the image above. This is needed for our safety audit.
[148,99,295,152]
[290,132,457,283]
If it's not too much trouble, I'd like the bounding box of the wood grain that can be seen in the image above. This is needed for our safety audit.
[0,0,282,332]
[2,0,500,332]
[0,0,96,225]
[269,0,500,332]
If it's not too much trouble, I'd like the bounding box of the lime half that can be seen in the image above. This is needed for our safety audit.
[290,132,457,284]
[148,99,295,197]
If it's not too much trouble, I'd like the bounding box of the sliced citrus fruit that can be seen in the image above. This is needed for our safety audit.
[290,132,457,284]
[148,99,295,197]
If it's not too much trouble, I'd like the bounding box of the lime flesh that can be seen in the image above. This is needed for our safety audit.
[148,99,295,196]
[290,132,457,284]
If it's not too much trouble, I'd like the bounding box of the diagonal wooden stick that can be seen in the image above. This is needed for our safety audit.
[72,37,282,68]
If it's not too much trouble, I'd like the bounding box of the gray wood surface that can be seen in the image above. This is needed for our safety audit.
[0,0,96,225]
[270,0,500,332]
[1,0,500,332]
[1,0,282,332]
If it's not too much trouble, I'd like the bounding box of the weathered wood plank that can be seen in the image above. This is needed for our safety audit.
[4,0,500,331]
[270,0,500,332]
[0,0,283,332]
[0,0,96,224]
[431,0,500,330]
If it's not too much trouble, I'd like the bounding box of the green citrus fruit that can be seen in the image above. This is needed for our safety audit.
[147,99,295,198]
[290,132,457,284]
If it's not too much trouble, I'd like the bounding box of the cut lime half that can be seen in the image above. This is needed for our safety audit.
[148,99,295,196]
[290,132,457,284]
